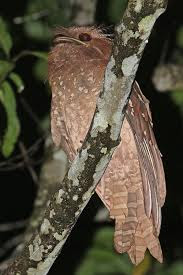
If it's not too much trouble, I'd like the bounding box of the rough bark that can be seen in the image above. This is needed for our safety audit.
[3,0,168,274]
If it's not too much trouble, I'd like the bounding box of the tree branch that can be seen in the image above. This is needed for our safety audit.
[24,138,68,244]
[3,0,168,274]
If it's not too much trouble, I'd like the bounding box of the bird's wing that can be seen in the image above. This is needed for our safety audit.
[125,81,166,235]
[96,82,166,264]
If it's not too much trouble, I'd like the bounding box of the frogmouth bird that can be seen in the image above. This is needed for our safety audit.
[48,26,166,265]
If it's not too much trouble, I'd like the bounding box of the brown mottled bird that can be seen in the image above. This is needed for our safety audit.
[48,26,166,265]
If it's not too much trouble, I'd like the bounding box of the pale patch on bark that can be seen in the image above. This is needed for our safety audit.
[40,219,54,235]
[29,236,44,262]
[75,210,80,217]
[68,148,88,186]
[134,0,143,13]
[91,57,118,138]
[49,209,56,218]
[46,200,50,207]
[91,110,108,137]
[93,152,115,184]
[82,186,95,201]
[138,9,165,40]
[122,30,140,46]
[55,189,64,204]
[53,232,62,241]
[104,56,117,91]
[27,230,68,275]
[122,54,139,76]
[100,147,107,154]
[111,111,123,141]
[72,195,78,201]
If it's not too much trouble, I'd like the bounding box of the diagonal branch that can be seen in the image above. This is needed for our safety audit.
[3,0,168,274]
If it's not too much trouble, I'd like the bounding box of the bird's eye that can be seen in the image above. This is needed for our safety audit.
[79,33,92,42]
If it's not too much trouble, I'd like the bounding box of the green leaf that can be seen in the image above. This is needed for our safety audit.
[33,58,47,82]
[155,261,183,275]
[76,227,133,275]
[166,261,183,275]
[0,17,12,57]
[133,253,151,275]
[0,60,14,83]
[12,50,47,63]
[9,72,24,93]
[170,89,183,115]
[24,21,51,42]
[0,81,20,157]
[107,0,128,23]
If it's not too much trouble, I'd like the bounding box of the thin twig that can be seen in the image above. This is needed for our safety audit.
[0,136,45,171]
[13,10,49,24]
[20,97,41,130]
[0,220,27,232]
[0,234,24,259]
[18,142,39,185]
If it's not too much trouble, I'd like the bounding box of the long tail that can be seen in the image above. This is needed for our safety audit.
[96,107,165,264]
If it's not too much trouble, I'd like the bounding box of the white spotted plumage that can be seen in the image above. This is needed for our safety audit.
[48,26,166,265]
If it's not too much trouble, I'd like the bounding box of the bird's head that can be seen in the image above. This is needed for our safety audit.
[48,26,112,87]
[51,26,111,61]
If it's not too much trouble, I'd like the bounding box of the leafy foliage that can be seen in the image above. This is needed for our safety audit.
[0,17,20,157]
[107,0,128,23]
[23,0,70,41]
[0,60,14,83]
[0,17,12,57]
[0,82,20,157]
[76,227,133,275]
[76,227,183,275]
[9,72,24,93]
[0,16,47,157]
